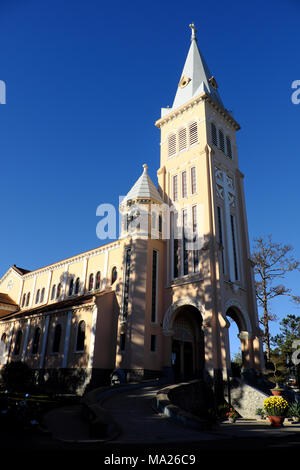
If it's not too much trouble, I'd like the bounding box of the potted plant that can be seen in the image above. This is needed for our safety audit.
[256,407,267,420]
[263,396,289,427]
[287,401,300,423]
[271,382,284,396]
[226,407,239,423]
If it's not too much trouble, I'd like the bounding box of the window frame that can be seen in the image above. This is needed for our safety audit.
[181,170,187,198]
[167,133,177,158]
[190,166,197,194]
[111,267,118,285]
[75,320,86,352]
[31,327,41,355]
[13,330,23,356]
[52,323,62,354]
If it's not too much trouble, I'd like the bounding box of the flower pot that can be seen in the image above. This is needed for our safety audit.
[271,389,283,396]
[268,416,285,427]
[228,417,237,423]
[271,384,284,396]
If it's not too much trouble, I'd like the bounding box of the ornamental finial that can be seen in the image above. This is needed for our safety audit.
[189,22,197,42]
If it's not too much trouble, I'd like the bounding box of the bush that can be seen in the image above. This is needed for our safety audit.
[1,361,33,392]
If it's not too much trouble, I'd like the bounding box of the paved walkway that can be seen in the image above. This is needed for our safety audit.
[100,384,300,444]
[100,384,215,444]
[43,382,300,452]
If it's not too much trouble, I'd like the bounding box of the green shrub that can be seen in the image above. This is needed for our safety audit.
[1,361,33,392]
[288,401,300,419]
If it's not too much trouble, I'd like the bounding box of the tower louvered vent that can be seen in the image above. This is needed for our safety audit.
[218,129,225,152]
[168,133,176,157]
[189,121,198,146]
[211,123,217,146]
[178,127,187,151]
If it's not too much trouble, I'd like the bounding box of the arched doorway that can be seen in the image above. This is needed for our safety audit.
[171,305,204,382]
[226,306,249,376]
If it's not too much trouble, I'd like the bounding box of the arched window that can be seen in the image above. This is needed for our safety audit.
[211,122,217,146]
[218,129,225,152]
[88,273,94,292]
[40,288,45,303]
[178,127,187,152]
[75,278,80,295]
[226,136,232,159]
[14,330,22,356]
[76,321,85,352]
[111,267,118,284]
[56,283,62,299]
[31,327,41,355]
[22,293,26,308]
[51,285,56,300]
[52,324,61,353]
[188,121,198,146]
[35,289,40,304]
[95,271,101,290]
[159,214,163,233]
[0,333,7,359]
[168,133,176,157]
[26,292,30,307]
[68,278,74,296]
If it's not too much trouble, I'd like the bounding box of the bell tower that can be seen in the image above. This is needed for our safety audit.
[156,24,264,382]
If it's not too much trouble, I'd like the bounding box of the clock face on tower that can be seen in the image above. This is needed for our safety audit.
[178,75,191,89]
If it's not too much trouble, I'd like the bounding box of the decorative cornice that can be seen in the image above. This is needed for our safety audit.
[155,92,240,131]
[12,241,121,281]
[155,94,204,128]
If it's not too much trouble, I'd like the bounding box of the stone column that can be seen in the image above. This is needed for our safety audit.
[238,331,251,370]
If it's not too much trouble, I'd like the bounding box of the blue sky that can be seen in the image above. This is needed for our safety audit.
[0,0,299,355]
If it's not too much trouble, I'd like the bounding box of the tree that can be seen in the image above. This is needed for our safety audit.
[252,235,300,361]
[272,314,300,386]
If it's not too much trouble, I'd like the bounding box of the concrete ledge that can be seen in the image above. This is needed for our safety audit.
[155,383,213,431]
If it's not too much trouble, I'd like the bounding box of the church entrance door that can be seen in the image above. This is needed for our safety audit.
[171,305,203,382]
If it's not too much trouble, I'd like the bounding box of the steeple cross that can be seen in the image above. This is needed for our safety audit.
[189,23,197,41]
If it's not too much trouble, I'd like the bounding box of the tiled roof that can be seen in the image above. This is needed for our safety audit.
[0,293,17,306]
[12,265,31,275]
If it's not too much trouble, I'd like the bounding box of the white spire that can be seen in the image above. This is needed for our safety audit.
[171,24,223,110]
[121,164,164,205]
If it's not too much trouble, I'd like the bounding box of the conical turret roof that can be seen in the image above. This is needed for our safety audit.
[172,23,223,110]
[121,164,164,205]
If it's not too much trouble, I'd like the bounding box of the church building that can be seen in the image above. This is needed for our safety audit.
[0,24,264,392]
